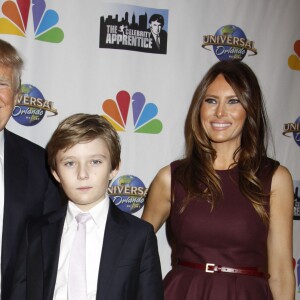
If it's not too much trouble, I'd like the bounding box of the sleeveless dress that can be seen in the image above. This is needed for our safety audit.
[164,159,278,300]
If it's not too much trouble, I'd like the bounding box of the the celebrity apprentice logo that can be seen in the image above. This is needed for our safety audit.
[202,24,257,61]
[99,3,168,54]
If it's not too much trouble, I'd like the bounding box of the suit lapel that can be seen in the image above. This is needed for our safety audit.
[3,129,28,200]
[96,202,127,300]
[41,207,66,300]
[1,129,28,281]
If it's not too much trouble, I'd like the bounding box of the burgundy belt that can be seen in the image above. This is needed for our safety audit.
[177,260,268,278]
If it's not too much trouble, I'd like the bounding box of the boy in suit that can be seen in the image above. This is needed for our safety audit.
[10,113,163,300]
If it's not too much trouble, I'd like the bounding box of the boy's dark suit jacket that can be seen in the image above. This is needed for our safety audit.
[10,200,164,300]
[2,129,61,300]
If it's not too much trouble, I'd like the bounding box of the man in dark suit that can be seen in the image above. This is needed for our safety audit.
[148,14,168,54]
[0,39,61,300]
[10,113,163,299]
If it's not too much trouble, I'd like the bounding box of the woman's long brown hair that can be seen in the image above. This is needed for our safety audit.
[174,60,277,224]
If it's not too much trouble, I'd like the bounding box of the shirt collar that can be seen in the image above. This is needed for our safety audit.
[66,196,110,229]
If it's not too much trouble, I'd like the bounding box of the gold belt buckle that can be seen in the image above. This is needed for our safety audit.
[205,263,215,273]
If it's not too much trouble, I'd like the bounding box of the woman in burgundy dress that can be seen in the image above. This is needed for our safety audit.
[142,60,295,300]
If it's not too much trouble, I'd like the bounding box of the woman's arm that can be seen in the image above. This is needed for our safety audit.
[267,165,295,300]
[142,165,172,233]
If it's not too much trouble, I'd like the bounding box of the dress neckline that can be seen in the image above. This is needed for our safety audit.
[215,164,238,173]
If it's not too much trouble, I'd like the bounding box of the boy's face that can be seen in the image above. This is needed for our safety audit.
[52,138,118,211]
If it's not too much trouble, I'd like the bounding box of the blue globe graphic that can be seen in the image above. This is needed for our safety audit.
[12,84,46,126]
[293,116,300,147]
[109,175,146,214]
[213,25,247,61]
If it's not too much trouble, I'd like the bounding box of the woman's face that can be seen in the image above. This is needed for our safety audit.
[200,74,247,149]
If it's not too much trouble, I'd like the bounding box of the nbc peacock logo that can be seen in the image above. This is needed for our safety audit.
[288,40,300,71]
[0,0,64,43]
[102,90,163,134]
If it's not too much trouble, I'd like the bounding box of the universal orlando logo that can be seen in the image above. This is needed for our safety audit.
[108,175,148,214]
[12,84,58,126]
[283,116,300,147]
[202,25,257,61]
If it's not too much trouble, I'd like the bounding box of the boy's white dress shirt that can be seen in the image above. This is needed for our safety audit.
[53,196,109,300]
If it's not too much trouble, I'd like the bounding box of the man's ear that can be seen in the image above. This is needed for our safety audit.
[51,169,61,183]
[13,92,19,106]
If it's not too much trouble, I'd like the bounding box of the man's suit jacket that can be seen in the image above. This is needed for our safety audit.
[2,129,61,300]
[10,201,164,300]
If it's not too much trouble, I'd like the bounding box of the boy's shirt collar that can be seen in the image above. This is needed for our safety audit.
[66,196,110,229]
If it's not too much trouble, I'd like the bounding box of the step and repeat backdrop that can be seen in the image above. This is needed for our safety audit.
[0,0,299,296]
